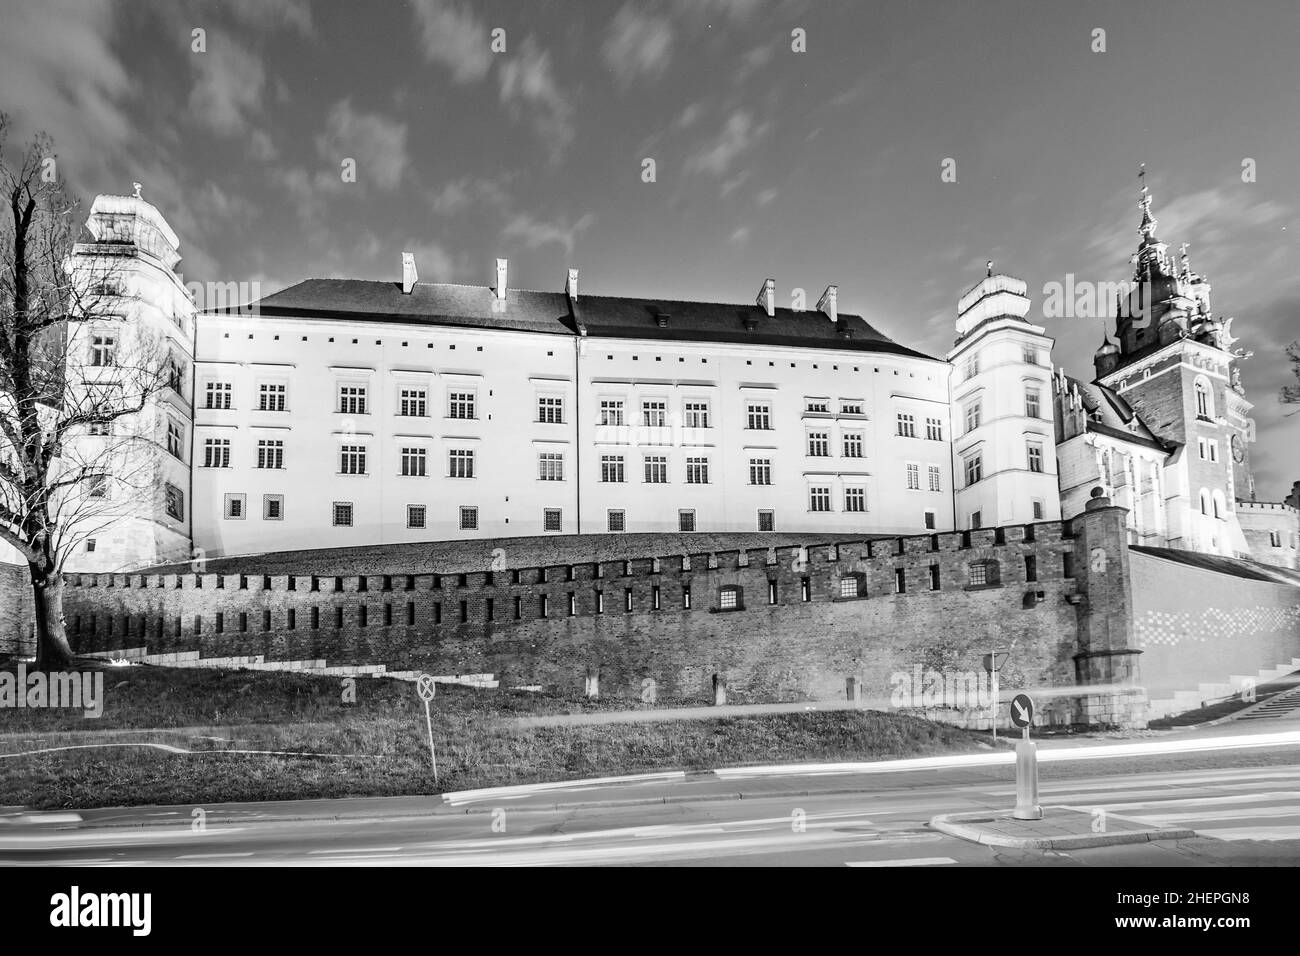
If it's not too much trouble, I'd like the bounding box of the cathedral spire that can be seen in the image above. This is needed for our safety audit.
[1134,163,1169,280]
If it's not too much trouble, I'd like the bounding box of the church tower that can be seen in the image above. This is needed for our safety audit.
[948,267,1061,529]
[1091,170,1255,556]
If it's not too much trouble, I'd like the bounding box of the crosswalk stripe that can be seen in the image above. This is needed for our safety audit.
[845,857,956,867]
[1195,826,1300,841]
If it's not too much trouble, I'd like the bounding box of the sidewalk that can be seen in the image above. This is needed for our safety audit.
[931,807,1197,849]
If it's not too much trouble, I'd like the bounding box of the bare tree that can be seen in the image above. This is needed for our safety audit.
[1,117,169,668]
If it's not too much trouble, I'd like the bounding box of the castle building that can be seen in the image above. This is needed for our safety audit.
[1051,178,1299,567]
[40,185,1295,572]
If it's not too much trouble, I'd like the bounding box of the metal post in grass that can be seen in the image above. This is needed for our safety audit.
[416,673,439,785]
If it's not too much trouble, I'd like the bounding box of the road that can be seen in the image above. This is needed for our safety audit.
[5,736,1300,866]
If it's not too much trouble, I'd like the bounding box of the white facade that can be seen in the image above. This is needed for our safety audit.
[190,307,956,557]
[947,274,1061,530]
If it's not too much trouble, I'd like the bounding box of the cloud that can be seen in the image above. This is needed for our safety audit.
[756,188,779,207]
[0,0,132,191]
[685,110,770,178]
[728,226,751,245]
[399,241,470,283]
[187,30,266,136]
[501,212,595,259]
[499,38,575,161]
[427,176,511,215]
[602,6,674,84]
[315,99,409,190]
[224,0,316,37]
[411,0,492,82]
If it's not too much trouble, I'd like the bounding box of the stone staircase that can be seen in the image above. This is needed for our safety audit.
[1146,657,1300,721]
[77,646,499,687]
[1232,684,1300,721]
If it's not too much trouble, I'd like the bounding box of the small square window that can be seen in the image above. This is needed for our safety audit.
[679,510,696,532]
[224,493,246,520]
[263,494,284,520]
[608,510,626,532]
[543,508,563,532]
[332,502,354,527]
[407,504,426,529]
[459,506,478,531]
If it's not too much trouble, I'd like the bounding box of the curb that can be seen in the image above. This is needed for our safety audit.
[929,810,1197,849]
[0,812,84,827]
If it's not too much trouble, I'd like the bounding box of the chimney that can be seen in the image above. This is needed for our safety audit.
[756,277,775,317]
[817,284,838,322]
[566,267,578,301]
[401,252,418,294]
[495,258,508,300]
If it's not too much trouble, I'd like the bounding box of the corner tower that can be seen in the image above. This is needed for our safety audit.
[948,266,1061,529]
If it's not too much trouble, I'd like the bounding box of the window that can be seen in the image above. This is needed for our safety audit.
[85,539,96,553]
[1023,344,1039,366]
[459,506,478,530]
[965,400,981,433]
[840,401,864,416]
[1199,491,1209,516]
[537,396,563,423]
[963,353,979,380]
[749,458,772,485]
[1208,440,1218,463]
[263,494,284,520]
[964,453,983,486]
[643,455,667,483]
[807,431,830,457]
[599,399,624,426]
[1025,555,1038,582]
[679,510,696,532]
[1197,437,1207,460]
[924,510,936,530]
[969,562,987,586]
[400,388,427,417]
[400,447,427,477]
[642,400,667,427]
[925,417,943,441]
[224,493,246,520]
[1195,379,1212,420]
[340,445,367,475]
[332,502,353,527]
[87,421,111,437]
[1270,530,1283,548]
[929,564,941,590]
[407,504,426,529]
[257,439,284,470]
[718,586,741,610]
[684,401,710,428]
[809,486,831,512]
[971,510,983,529]
[896,413,916,437]
[906,463,920,490]
[205,381,232,409]
[168,355,185,393]
[758,510,774,532]
[538,452,564,481]
[338,385,367,415]
[608,510,625,532]
[165,484,184,521]
[805,399,830,414]
[601,455,626,483]
[683,585,692,609]
[89,333,116,367]
[258,383,286,411]
[448,391,476,419]
[844,487,866,512]
[203,438,231,468]
[927,465,941,492]
[448,448,475,479]
[895,567,906,594]
[1025,386,1041,419]
[166,420,183,459]
[543,509,563,532]
[1032,499,1045,520]
[843,432,864,458]
[746,402,772,430]
[685,457,709,484]
[1027,441,1044,473]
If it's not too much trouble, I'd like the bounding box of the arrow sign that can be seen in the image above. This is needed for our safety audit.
[1010,693,1034,728]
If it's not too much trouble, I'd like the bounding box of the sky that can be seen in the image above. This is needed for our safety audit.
[1,0,1297,496]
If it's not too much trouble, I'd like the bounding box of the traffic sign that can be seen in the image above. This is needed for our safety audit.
[416,673,437,702]
[982,652,1008,673]
[1010,694,1034,728]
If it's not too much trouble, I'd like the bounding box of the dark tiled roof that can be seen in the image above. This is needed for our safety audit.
[1061,374,1170,453]
[229,279,939,360]
[1131,545,1300,585]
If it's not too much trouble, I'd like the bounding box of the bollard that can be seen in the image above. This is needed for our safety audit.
[845,676,862,707]
[1012,735,1042,820]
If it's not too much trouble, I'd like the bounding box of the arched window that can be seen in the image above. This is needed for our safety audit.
[1212,490,1226,520]
[1194,377,1213,420]
[1199,490,1210,516]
